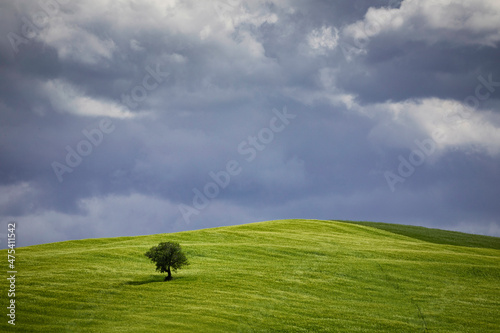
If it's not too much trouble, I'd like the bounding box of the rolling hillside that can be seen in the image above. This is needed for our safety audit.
[1,219,499,332]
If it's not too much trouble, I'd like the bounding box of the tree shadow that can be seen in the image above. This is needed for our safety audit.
[124,275,166,285]
[124,275,191,285]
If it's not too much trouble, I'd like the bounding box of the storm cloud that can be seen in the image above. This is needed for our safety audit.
[1,0,499,247]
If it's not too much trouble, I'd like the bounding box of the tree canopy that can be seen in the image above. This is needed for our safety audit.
[144,241,189,281]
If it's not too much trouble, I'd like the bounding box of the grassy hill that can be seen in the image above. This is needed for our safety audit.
[1,219,499,332]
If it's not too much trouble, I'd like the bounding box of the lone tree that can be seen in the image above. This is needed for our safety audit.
[144,241,189,281]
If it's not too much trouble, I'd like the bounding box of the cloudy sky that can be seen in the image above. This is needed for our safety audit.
[1,0,500,248]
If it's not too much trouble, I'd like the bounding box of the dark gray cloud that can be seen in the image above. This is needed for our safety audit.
[1,0,499,248]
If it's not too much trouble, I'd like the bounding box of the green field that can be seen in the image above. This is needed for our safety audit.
[1,219,499,332]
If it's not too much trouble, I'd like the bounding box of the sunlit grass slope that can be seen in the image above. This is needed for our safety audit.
[1,219,499,332]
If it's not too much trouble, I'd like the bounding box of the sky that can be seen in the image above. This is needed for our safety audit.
[1,0,499,248]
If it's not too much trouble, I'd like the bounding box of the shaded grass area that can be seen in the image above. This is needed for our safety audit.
[1,219,499,332]
[338,220,500,250]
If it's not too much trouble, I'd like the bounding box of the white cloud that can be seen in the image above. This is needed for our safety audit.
[282,67,356,109]
[34,0,280,71]
[237,31,266,58]
[308,26,339,54]
[199,25,211,40]
[39,18,116,65]
[130,39,145,52]
[42,79,135,118]
[211,0,278,33]
[368,98,500,156]
[0,182,39,214]
[343,0,500,48]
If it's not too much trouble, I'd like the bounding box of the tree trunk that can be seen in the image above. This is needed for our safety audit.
[165,267,172,281]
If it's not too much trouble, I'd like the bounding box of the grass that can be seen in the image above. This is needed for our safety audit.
[338,220,500,250]
[1,219,499,332]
